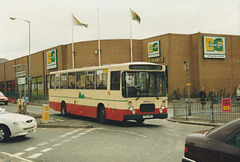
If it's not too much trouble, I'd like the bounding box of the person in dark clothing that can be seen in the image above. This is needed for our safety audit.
[208,88,216,101]
[199,87,206,109]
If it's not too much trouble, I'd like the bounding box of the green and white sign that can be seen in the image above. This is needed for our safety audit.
[46,49,58,69]
[148,41,161,58]
[203,36,226,59]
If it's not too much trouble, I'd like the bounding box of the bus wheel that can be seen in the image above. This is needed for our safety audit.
[61,102,67,117]
[136,119,145,124]
[97,105,106,124]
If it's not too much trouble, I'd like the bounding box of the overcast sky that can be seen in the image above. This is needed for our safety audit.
[0,0,239,60]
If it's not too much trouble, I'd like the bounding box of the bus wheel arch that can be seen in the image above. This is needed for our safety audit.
[61,101,67,117]
[97,103,106,124]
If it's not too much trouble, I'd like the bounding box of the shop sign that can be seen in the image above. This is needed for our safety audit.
[146,57,164,63]
[148,41,161,58]
[203,36,226,59]
[46,49,58,69]
[16,71,26,78]
[222,98,231,112]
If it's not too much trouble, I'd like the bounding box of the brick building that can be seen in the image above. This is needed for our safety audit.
[0,32,239,99]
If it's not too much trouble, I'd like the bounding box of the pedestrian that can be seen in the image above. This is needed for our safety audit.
[208,88,216,101]
[199,87,206,109]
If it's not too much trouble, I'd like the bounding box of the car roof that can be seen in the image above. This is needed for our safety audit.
[208,118,240,141]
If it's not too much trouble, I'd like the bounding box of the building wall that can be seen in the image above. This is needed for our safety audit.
[0,33,240,98]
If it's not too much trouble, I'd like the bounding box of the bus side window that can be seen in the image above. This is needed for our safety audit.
[96,70,107,89]
[68,72,76,89]
[60,73,68,89]
[76,72,85,89]
[50,74,55,89]
[110,71,120,90]
[56,76,60,89]
[85,71,96,89]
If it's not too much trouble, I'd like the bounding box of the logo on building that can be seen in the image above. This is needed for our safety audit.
[148,41,161,58]
[203,36,226,59]
[46,49,58,69]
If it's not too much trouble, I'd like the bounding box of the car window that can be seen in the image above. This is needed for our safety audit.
[226,132,240,148]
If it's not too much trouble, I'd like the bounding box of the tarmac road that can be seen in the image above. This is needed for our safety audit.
[0,103,212,161]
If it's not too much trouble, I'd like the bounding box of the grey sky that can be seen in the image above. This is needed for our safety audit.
[0,0,239,60]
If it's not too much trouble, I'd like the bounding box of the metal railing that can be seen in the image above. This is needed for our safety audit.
[172,99,240,123]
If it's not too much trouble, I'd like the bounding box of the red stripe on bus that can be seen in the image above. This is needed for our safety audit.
[49,101,167,121]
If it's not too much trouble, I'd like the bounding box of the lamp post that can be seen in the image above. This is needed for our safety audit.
[10,17,31,102]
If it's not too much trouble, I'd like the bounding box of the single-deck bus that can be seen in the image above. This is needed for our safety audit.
[49,62,168,123]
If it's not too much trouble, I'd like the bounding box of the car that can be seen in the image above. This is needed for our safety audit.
[0,92,8,105]
[182,118,240,162]
[236,85,240,100]
[0,108,37,142]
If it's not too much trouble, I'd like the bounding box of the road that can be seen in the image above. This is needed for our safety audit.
[0,103,212,162]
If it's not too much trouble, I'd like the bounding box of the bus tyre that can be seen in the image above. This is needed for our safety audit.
[98,105,106,124]
[136,119,145,124]
[0,125,10,142]
[61,102,67,117]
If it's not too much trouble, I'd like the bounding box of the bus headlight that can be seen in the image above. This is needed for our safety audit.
[128,105,134,111]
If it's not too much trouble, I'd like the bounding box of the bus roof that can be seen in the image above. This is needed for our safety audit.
[49,62,165,75]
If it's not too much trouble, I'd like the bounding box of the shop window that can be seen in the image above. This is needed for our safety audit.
[6,80,15,92]
[110,71,120,90]
[60,73,68,89]
[96,70,107,89]
[85,71,96,89]
[31,77,43,96]
[68,73,76,89]
[76,72,85,89]
[0,82,5,92]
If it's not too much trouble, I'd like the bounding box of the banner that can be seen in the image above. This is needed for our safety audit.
[203,36,226,59]
[148,41,161,58]
[46,49,58,70]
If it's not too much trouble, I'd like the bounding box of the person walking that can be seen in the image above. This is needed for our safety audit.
[199,87,206,109]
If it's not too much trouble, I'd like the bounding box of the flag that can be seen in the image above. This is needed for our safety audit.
[72,15,88,28]
[130,9,141,24]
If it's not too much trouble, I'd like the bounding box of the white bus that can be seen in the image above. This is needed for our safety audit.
[49,62,168,123]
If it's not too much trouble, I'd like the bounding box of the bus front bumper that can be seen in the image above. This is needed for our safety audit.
[124,113,168,120]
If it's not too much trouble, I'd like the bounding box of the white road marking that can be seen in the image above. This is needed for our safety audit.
[27,153,43,159]
[52,143,63,147]
[0,152,33,162]
[13,152,25,157]
[41,148,53,153]
[37,142,48,146]
[50,138,59,142]
[62,139,71,143]
[60,134,67,138]
[78,132,86,136]
[24,147,37,152]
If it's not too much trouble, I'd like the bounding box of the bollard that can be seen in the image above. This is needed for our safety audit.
[42,104,49,123]
[17,99,21,113]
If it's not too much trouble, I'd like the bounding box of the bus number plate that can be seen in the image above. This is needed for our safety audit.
[143,115,153,119]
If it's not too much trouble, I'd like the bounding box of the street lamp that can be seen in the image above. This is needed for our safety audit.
[10,17,31,101]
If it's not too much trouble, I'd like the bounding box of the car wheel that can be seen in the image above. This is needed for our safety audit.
[61,102,67,117]
[97,105,106,124]
[4,102,8,105]
[0,125,10,142]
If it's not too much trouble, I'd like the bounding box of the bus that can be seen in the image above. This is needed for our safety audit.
[49,62,168,123]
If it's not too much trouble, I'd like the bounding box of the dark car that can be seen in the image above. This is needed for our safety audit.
[182,118,240,162]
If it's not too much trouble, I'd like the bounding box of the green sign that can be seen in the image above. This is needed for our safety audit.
[148,41,161,58]
[203,36,226,59]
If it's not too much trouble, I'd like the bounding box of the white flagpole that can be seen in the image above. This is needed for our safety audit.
[129,8,133,62]
[97,9,101,66]
[72,13,75,69]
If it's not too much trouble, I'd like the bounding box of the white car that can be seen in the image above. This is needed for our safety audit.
[0,108,37,142]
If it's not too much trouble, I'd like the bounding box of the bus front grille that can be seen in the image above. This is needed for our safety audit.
[140,104,155,112]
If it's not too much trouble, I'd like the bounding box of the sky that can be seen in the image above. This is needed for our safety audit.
[0,0,239,60]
